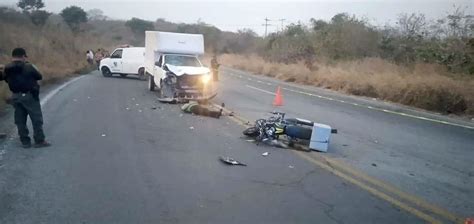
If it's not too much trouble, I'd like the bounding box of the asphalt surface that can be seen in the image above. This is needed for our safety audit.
[0,71,424,224]
[214,68,474,220]
[0,73,430,224]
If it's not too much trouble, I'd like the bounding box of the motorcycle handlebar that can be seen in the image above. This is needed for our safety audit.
[269,111,285,115]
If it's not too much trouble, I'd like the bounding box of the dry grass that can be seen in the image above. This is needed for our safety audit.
[0,13,131,111]
[0,20,87,110]
[220,54,474,116]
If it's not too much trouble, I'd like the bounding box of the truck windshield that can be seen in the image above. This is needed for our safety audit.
[165,55,201,67]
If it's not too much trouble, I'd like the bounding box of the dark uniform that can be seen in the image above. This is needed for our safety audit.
[211,57,220,81]
[0,50,47,147]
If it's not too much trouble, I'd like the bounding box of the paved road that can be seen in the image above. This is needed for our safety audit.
[214,68,474,221]
[0,71,425,224]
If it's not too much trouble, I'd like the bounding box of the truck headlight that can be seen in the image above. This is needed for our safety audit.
[201,74,211,84]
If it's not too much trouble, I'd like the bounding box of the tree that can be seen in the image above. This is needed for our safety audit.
[331,13,350,24]
[17,0,44,12]
[396,13,427,40]
[310,18,328,31]
[60,6,87,32]
[125,17,154,36]
[30,10,50,26]
[87,9,107,21]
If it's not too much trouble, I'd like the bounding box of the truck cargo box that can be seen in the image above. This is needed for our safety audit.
[145,31,204,55]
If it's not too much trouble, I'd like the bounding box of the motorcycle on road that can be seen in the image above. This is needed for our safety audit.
[243,112,337,151]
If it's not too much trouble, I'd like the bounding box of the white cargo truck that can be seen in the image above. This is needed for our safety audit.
[100,47,146,80]
[144,31,216,101]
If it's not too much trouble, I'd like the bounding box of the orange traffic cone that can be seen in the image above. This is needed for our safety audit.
[273,86,283,106]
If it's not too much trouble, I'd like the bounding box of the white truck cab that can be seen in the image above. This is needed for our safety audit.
[145,31,216,101]
[100,47,146,80]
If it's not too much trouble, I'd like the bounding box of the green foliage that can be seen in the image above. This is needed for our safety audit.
[258,9,473,74]
[87,9,107,21]
[29,10,50,26]
[0,6,30,24]
[60,6,87,32]
[263,23,314,64]
[17,0,44,12]
[125,17,154,35]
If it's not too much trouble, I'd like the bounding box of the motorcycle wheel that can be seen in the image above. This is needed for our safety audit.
[243,127,259,137]
[285,125,312,140]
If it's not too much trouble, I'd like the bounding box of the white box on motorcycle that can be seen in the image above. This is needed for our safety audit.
[309,123,332,152]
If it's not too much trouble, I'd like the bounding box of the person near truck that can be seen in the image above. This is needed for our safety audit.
[0,48,51,148]
[210,55,220,81]
[94,49,103,70]
[86,50,94,65]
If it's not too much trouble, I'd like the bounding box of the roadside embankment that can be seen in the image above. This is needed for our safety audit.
[220,54,474,117]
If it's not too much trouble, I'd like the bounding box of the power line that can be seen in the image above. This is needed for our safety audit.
[278,19,286,32]
[263,17,272,38]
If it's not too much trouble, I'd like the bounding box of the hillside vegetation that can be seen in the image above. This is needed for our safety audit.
[0,3,473,116]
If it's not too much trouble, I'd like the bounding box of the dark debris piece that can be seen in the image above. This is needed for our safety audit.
[219,156,247,166]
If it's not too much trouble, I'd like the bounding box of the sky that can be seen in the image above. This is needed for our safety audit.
[1,0,473,35]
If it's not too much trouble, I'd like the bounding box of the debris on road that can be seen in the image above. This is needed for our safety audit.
[262,152,269,156]
[189,126,194,130]
[371,163,377,167]
[219,156,247,166]
[288,165,294,169]
[101,134,106,137]
[135,103,139,106]
[157,97,178,104]
[126,107,130,110]
[151,107,157,110]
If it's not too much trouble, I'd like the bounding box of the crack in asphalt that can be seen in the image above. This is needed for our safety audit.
[248,168,344,224]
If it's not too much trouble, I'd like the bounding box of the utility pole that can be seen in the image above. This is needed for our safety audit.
[278,19,286,32]
[263,17,272,38]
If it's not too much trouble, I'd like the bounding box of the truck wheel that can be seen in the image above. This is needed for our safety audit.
[138,68,146,81]
[102,67,112,77]
[120,74,128,78]
[148,75,155,91]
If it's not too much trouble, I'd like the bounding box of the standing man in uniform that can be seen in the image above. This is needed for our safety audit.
[0,48,50,148]
[210,55,220,81]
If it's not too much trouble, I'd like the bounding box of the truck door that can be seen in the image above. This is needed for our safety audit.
[109,49,123,73]
[153,55,165,86]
